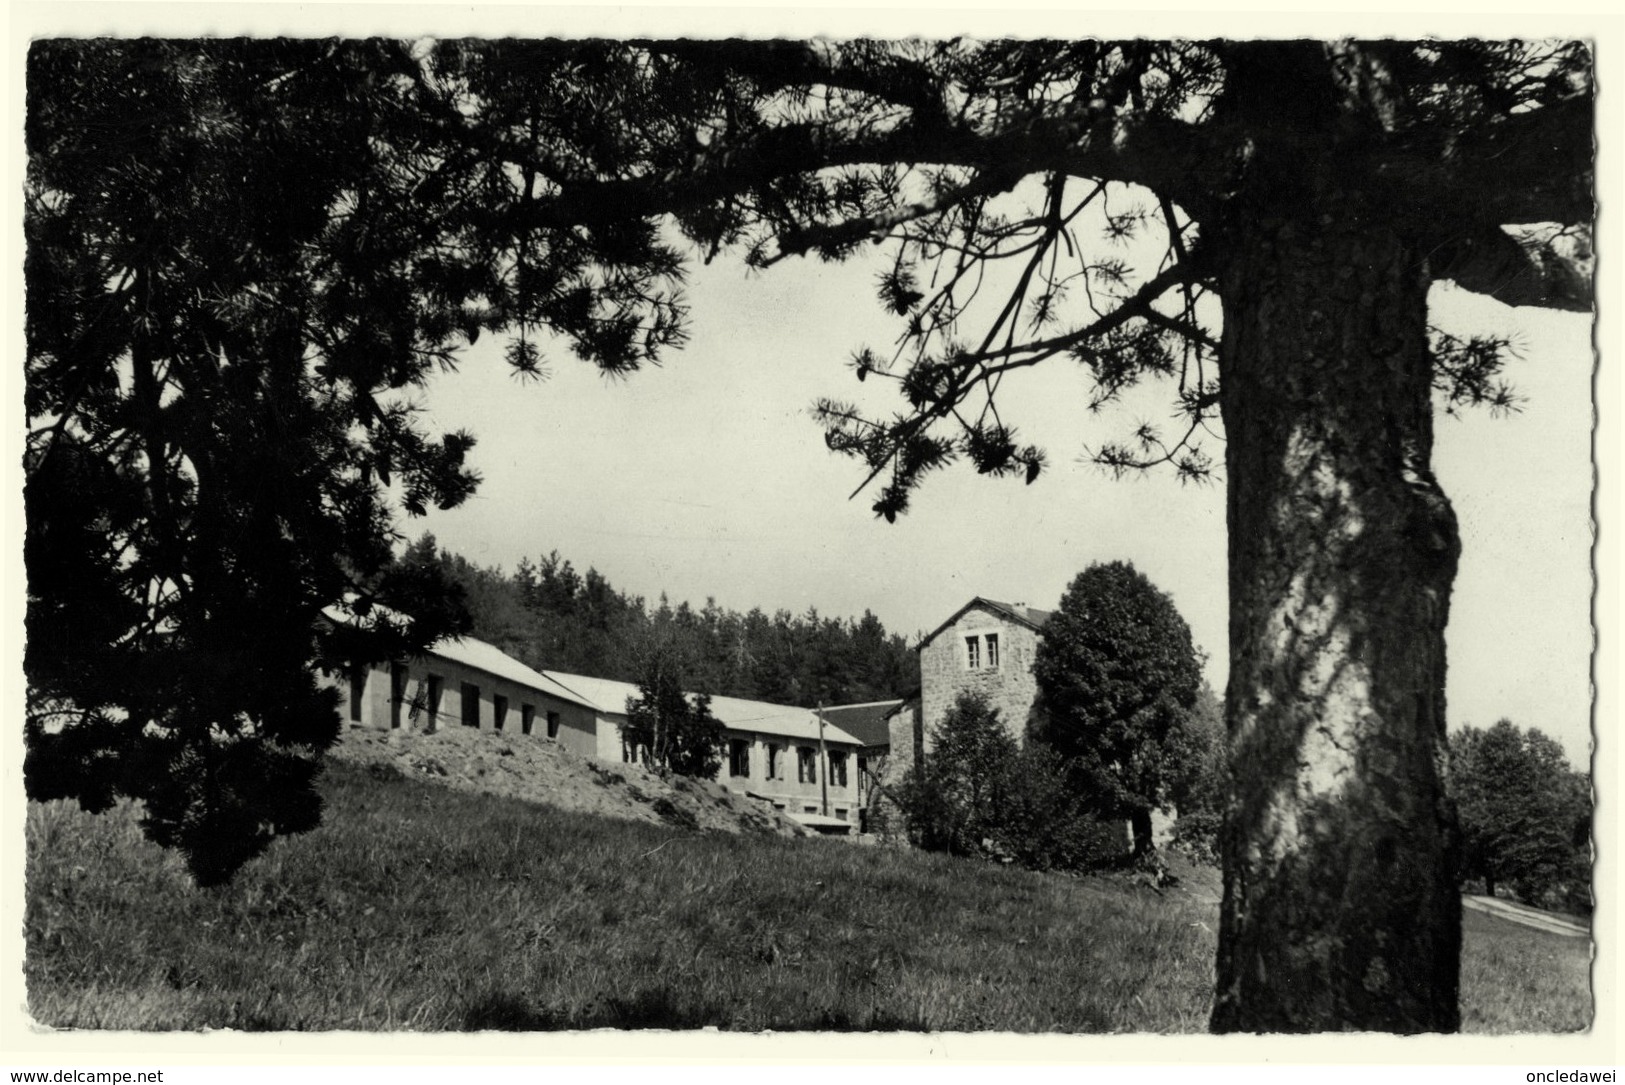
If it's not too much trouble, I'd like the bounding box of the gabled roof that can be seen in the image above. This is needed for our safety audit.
[818,700,904,748]
[431,637,602,713]
[916,597,1053,651]
[320,603,600,713]
[543,671,864,747]
[538,672,646,718]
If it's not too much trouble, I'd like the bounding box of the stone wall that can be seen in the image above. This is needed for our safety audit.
[884,700,922,782]
[918,604,1042,751]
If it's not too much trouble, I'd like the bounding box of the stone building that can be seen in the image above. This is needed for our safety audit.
[884,695,922,780]
[902,595,1173,849]
[916,597,1053,751]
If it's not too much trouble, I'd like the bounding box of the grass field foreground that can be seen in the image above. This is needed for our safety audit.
[27,760,1216,1031]
[25,759,1590,1032]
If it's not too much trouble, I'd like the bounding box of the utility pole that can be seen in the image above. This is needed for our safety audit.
[816,702,829,817]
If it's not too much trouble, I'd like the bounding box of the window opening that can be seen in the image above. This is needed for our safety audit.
[348,663,366,722]
[389,663,408,728]
[729,739,751,778]
[828,751,849,788]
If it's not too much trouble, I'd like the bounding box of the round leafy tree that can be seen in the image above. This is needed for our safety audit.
[1450,720,1590,910]
[1033,561,1203,857]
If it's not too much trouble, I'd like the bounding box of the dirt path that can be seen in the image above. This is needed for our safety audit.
[1462,894,1590,938]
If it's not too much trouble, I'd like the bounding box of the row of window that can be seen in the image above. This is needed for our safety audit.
[349,666,559,737]
[965,632,1000,670]
[727,740,849,786]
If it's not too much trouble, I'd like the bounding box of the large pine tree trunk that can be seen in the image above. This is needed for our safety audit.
[1211,210,1462,1033]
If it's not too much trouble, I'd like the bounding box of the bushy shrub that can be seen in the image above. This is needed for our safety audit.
[898,691,1130,872]
[990,743,1127,870]
[896,690,1016,857]
[1169,809,1223,864]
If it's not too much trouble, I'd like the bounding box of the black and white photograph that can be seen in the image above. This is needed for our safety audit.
[6,6,1610,1072]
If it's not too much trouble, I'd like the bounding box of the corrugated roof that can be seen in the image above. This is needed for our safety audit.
[544,671,864,747]
[819,700,904,748]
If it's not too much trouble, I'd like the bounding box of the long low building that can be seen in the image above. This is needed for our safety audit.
[338,629,603,759]
[328,619,868,829]
[544,672,867,827]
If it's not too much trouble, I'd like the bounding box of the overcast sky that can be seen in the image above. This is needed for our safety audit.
[408,242,1595,766]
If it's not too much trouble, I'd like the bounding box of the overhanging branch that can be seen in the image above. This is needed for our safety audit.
[1429,222,1593,313]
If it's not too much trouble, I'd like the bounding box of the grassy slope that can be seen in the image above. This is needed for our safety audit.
[25,760,1588,1033]
[1458,907,1592,1033]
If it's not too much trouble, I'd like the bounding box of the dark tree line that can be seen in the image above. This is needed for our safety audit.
[404,535,916,707]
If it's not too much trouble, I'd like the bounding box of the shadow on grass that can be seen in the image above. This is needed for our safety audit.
[463,987,728,1031]
[461,989,952,1032]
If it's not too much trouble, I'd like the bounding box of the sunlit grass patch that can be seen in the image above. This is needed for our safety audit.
[1459,906,1591,1033]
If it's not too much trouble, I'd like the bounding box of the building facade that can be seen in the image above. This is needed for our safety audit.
[916,598,1052,751]
[542,672,868,829]
[337,632,603,758]
[818,699,905,832]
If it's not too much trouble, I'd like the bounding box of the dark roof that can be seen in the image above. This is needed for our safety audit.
[916,597,1053,650]
[883,689,921,719]
[818,700,904,748]
[984,598,1055,629]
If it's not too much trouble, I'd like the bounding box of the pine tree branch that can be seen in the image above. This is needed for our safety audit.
[1428,222,1593,313]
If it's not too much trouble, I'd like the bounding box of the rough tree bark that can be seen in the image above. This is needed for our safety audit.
[1131,808,1155,858]
[1211,206,1462,1032]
